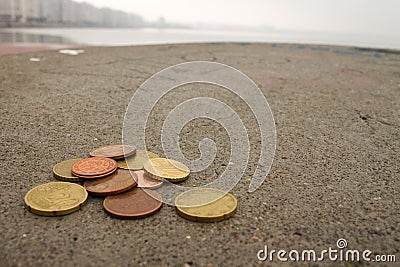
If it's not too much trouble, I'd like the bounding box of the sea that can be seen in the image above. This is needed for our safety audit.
[0,27,399,50]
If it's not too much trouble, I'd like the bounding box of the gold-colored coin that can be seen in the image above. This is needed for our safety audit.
[53,158,83,182]
[24,182,88,216]
[175,188,237,222]
[143,158,190,182]
[117,150,158,170]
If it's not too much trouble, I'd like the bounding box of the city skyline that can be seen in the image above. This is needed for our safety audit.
[0,0,147,27]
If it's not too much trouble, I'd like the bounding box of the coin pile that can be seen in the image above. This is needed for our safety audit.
[24,144,237,222]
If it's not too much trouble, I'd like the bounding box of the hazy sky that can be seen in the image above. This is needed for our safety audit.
[77,0,399,35]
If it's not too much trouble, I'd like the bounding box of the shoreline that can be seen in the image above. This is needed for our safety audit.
[2,27,400,51]
[1,41,400,57]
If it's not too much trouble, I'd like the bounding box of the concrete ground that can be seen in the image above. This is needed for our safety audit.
[0,43,399,266]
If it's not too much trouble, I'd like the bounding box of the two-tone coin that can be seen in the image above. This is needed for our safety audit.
[84,169,137,196]
[53,158,83,182]
[24,182,88,216]
[117,150,158,170]
[175,188,237,222]
[89,144,136,160]
[133,170,163,189]
[71,157,117,179]
[103,188,162,219]
[143,158,190,182]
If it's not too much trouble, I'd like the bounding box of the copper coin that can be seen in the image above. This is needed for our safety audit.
[89,144,136,159]
[103,188,162,219]
[71,166,117,179]
[84,169,137,196]
[71,157,117,177]
[134,170,163,189]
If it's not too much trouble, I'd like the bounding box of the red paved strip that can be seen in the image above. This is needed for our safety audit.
[0,42,79,56]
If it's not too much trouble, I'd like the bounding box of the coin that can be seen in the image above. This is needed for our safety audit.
[89,144,136,160]
[53,158,83,182]
[103,188,162,219]
[175,188,237,222]
[84,169,138,196]
[143,158,190,182]
[117,150,158,170]
[72,167,117,179]
[24,182,88,216]
[134,170,163,189]
[71,157,117,178]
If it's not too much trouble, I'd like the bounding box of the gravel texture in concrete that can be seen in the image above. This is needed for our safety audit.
[1,43,399,266]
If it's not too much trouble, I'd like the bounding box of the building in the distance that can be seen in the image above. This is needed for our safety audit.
[0,0,41,24]
[0,0,13,24]
[39,0,62,23]
[0,0,144,27]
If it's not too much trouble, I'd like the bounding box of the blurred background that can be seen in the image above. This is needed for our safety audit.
[0,0,399,49]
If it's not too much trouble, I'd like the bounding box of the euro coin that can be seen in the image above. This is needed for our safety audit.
[133,170,163,189]
[24,182,88,216]
[53,158,83,182]
[175,188,237,222]
[72,167,117,179]
[103,188,162,219]
[71,157,117,178]
[84,169,137,196]
[117,150,158,170]
[89,144,136,160]
[143,158,190,182]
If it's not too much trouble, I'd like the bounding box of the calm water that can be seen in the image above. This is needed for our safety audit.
[0,27,399,49]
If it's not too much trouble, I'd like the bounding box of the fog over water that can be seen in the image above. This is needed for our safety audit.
[1,0,399,49]
[77,0,399,37]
